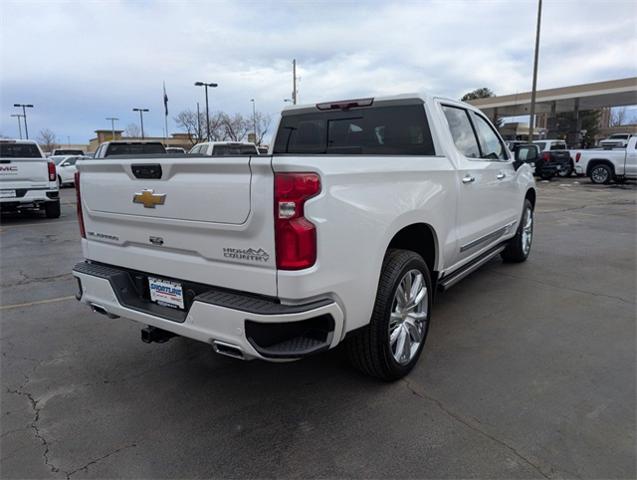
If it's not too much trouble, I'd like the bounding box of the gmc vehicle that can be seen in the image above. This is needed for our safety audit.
[72,95,536,380]
[188,141,259,156]
[93,141,166,158]
[0,139,60,218]
[533,139,572,177]
[571,136,637,184]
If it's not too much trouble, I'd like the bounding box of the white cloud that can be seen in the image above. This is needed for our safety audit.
[1,0,635,141]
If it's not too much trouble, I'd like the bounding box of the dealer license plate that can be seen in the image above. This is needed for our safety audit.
[0,190,16,198]
[148,276,184,309]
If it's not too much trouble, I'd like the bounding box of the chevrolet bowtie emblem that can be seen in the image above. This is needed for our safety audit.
[133,189,166,208]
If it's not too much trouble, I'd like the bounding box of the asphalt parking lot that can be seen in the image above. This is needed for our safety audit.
[1,178,635,479]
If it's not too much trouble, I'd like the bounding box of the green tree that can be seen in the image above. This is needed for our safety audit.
[580,110,601,148]
[461,87,495,102]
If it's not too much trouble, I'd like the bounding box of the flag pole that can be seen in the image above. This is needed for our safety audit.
[163,81,169,145]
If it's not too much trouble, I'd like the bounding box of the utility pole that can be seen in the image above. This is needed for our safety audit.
[528,0,542,142]
[132,108,149,139]
[196,102,201,142]
[13,104,33,139]
[106,117,119,141]
[10,114,23,139]
[250,99,257,144]
[195,82,218,141]
[292,59,297,105]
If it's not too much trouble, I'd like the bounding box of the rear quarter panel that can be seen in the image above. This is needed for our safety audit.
[273,154,458,334]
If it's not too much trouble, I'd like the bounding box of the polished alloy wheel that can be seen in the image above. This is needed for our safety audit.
[591,166,609,184]
[389,269,428,365]
[522,206,533,255]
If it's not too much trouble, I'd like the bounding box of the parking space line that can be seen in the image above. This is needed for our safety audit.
[1,295,76,311]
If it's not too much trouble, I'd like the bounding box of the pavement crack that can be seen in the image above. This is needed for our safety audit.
[1,272,73,288]
[5,385,63,476]
[401,379,553,479]
[65,444,137,478]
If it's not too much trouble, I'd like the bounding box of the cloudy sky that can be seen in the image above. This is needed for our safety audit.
[1,0,636,143]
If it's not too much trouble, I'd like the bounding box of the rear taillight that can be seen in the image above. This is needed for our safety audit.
[542,152,551,162]
[75,171,86,238]
[274,172,321,270]
[48,161,56,181]
[575,152,581,163]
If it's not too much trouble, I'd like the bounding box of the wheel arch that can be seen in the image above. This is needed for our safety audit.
[386,223,439,278]
[525,188,536,208]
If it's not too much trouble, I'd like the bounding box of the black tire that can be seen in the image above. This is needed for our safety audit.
[44,200,61,219]
[347,249,433,381]
[558,162,573,177]
[539,172,553,181]
[501,199,533,263]
[57,175,63,188]
[589,164,612,185]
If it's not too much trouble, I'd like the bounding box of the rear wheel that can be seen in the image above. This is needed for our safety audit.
[57,175,63,188]
[501,199,533,263]
[347,249,432,381]
[590,164,612,185]
[558,162,573,177]
[44,200,61,219]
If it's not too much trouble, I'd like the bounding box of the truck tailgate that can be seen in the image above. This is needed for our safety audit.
[0,158,50,188]
[78,155,278,296]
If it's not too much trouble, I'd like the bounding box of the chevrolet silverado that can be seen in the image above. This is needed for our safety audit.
[72,94,536,380]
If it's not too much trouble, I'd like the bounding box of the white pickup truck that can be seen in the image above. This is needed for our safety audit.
[571,137,637,184]
[0,139,60,218]
[72,94,536,380]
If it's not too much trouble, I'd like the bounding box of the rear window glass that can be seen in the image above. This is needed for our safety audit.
[212,145,258,156]
[54,149,84,155]
[273,105,435,155]
[0,143,42,158]
[105,143,166,156]
[550,143,567,150]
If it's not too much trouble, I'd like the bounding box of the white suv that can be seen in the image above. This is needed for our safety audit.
[73,94,535,380]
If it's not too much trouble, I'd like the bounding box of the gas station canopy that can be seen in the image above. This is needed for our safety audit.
[468,77,637,118]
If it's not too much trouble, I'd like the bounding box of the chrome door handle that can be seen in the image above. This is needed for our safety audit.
[496,172,506,180]
[462,175,475,184]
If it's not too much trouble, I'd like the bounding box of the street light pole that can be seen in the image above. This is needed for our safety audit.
[195,82,218,141]
[292,59,297,105]
[250,99,257,144]
[10,114,23,139]
[528,0,542,142]
[13,104,33,139]
[106,117,119,141]
[132,108,149,139]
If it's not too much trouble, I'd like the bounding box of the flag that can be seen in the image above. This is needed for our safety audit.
[163,82,168,117]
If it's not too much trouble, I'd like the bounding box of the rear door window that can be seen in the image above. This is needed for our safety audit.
[273,105,435,155]
[441,105,480,158]
[469,111,508,160]
[550,142,567,150]
[212,145,258,156]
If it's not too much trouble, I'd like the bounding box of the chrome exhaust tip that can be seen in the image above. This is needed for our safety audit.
[212,340,244,360]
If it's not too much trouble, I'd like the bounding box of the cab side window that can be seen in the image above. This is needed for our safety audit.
[469,112,508,160]
[442,105,480,158]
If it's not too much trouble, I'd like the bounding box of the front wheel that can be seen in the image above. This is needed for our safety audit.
[501,199,534,263]
[347,249,432,381]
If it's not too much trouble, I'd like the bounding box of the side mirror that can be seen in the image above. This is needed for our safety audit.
[513,145,538,170]
[60,162,69,167]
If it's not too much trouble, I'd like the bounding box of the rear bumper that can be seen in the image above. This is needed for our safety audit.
[0,188,58,209]
[72,261,344,361]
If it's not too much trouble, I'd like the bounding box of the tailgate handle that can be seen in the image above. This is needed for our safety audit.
[132,164,162,179]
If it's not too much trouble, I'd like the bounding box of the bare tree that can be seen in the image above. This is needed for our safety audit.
[124,123,141,137]
[174,110,203,145]
[37,128,58,152]
[222,113,250,142]
[254,112,272,146]
[610,107,627,127]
